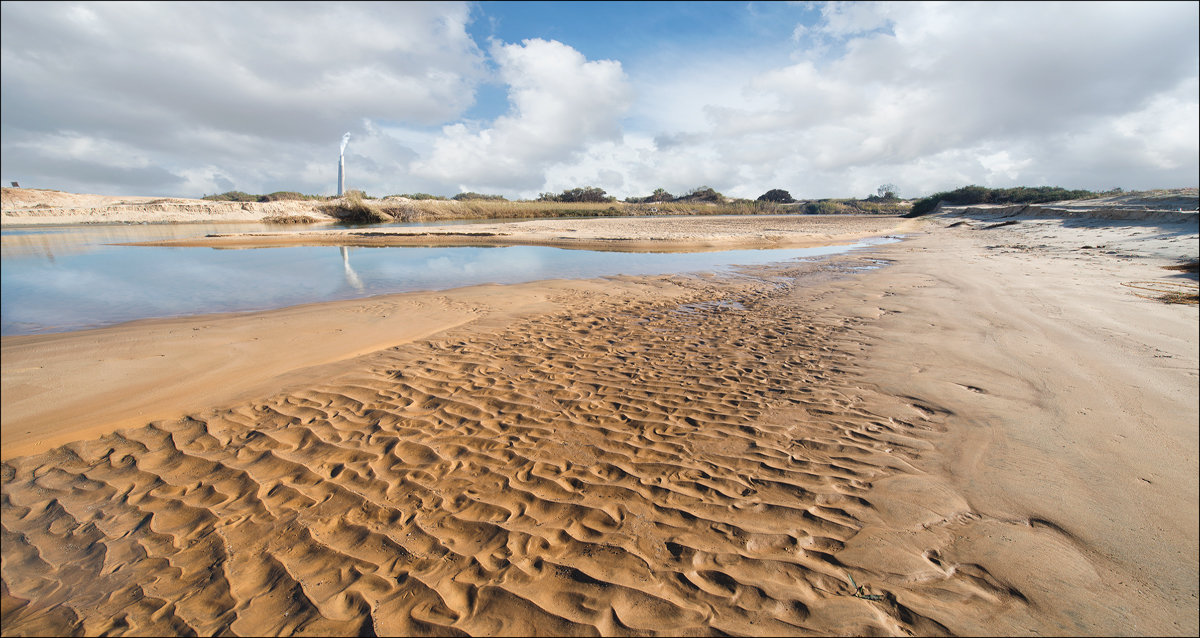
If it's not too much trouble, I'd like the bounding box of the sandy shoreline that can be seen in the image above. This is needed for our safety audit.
[129,214,920,253]
[2,210,1197,635]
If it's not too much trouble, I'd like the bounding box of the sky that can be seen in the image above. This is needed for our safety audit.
[1,1,1197,200]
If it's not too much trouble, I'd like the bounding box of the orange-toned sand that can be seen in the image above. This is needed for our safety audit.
[2,210,1197,636]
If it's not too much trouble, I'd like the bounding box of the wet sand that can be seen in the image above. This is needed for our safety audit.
[2,212,1196,635]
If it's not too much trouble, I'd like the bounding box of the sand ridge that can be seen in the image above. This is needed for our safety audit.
[1,188,334,226]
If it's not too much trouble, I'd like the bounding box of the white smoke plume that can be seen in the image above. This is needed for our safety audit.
[340,132,351,155]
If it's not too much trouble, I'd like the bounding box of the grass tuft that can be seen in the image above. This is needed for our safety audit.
[320,191,395,224]
[1162,259,1199,274]
[262,214,321,224]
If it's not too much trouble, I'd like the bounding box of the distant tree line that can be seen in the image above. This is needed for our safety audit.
[538,186,616,203]
[624,185,728,204]
[204,183,1115,219]
[452,192,507,201]
[393,193,448,200]
[203,190,518,202]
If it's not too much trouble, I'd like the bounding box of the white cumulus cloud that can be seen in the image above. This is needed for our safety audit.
[542,0,1198,199]
[2,1,1195,200]
[412,38,632,194]
[1,1,485,195]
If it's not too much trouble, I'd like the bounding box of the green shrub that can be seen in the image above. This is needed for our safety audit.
[757,189,795,203]
[678,186,725,203]
[647,188,674,202]
[262,214,320,224]
[869,183,899,201]
[202,190,258,202]
[539,186,616,203]
[625,188,675,204]
[260,191,321,202]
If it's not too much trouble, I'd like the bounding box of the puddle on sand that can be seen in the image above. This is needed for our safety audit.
[2,229,899,335]
[674,299,747,316]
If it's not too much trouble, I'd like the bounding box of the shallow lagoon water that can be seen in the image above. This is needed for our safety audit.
[2,223,896,335]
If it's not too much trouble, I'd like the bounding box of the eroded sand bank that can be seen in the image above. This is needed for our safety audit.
[2,212,1197,635]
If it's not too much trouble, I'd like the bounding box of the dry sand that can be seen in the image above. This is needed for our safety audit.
[2,206,1197,635]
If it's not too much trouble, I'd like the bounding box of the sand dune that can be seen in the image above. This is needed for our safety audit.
[2,210,1197,635]
[0,187,335,226]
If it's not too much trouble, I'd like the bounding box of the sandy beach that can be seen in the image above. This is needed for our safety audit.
[2,205,1196,635]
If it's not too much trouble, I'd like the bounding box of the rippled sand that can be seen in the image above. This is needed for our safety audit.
[4,256,934,635]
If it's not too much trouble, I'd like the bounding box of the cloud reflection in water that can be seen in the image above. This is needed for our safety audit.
[2,238,896,335]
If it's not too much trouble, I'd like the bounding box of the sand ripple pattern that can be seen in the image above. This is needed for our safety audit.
[3,267,945,636]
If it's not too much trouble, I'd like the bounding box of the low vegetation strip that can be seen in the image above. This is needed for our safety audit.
[194,184,912,224]
[10,186,1190,227]
[905,185,1116,216]
[201,190,324,202]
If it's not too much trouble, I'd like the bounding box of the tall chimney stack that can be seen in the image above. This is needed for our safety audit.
[337,132,351,196]
[337,153,345,196]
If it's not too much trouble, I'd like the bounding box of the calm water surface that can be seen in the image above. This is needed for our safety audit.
[2,222,896,335]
